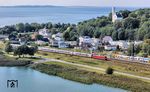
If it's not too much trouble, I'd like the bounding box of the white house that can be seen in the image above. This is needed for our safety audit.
[127,41,143,46]
[79,36,92,46]
[104,45,117,51]
[109,41,128,49]
[50,35,68,48]
[79,36,102,50]
[91,38,102,49]
[112,7,123,23]
[52,32,63,39]
[102,36,113,43]
[35,40,48,45]
[38,28,51,38]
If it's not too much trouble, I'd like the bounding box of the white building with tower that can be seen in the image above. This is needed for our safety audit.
[112,7,123,23]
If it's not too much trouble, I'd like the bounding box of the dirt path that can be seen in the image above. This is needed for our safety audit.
[35,57,150,82]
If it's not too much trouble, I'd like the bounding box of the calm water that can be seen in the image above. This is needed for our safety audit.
[0,67,126,92]
[0,6,137,27]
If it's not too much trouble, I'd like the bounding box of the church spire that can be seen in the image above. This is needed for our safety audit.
[112,7,116,23]
[112,7,115,15]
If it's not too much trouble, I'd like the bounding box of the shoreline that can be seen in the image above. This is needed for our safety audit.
[31,62,150,92]
[0,55,32,66]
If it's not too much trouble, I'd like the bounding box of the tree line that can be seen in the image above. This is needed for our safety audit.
[5,42,38,58]
[0,8,150,41]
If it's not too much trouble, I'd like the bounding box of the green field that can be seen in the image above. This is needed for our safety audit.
[37,51,150,78]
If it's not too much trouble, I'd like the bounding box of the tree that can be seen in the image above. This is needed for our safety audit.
[14,46,23,58]
[138,21,150,40]
[114,21,122,30]
[21,45,29,56]
[112,31,118,41]
[123,17,140,29]
[129,13,137,18]
[139,39,150,56]
[108,13,112,21]
[5,42,13,54]
[16,23,25,32]
[13,45,38,58]
[63,31,70,41]
[118,28,125,40]
[106,67,114,75]
[35,34,43,40]
[28,47,37,57]
[144,33,150,40]
[119,10,131,18]
[24,23,32,32]
[94,29,101,38]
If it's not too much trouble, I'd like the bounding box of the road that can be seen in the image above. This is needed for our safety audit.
[34,57,150,82]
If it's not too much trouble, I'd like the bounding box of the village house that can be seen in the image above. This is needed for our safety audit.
[79,36,92,46]
[79,36,93,49]
[38,28,51,38]
[50,33,68,48]
[35,40,48,46]
[79,36,102,50]
[109,41,128,50]
[52,32,63,38]
[102,36,113,43]
[91,38,102,50]
[104,45,117,51]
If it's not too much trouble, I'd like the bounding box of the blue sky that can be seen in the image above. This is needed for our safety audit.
[0,0,150,7]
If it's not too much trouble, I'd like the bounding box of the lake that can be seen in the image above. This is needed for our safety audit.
[0,67,127,92]
[0,6,137,27]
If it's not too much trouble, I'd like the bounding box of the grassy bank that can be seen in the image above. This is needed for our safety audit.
[37,51,150,77]
[0,55,32,66]
[31,62,150,92]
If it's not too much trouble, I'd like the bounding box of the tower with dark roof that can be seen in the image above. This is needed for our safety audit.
[112,7,123,23]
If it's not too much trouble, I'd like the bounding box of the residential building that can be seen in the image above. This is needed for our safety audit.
[0,35,8,40]
[52,32,63,38]
[102,36,113,43]
[35,40,48,46]
[79,36,92,46]
[50,34,68,48]
[109,41,128,49]
[38,28,51,38]
[65,41,77,47]
[91,38,102,50]
[104,45,117,51]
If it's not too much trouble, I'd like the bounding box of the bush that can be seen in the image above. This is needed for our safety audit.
[106,67,114,74]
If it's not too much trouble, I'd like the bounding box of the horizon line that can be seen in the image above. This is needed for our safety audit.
[0,5,149,8]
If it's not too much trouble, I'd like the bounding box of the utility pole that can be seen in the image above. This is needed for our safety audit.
[131,41,135,61]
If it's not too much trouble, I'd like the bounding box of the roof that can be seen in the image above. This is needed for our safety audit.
[103,36,113,42]
[116,12,123,18]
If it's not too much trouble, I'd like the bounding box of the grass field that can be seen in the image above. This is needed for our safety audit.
[32,62,150,92]
[37,51,150,78]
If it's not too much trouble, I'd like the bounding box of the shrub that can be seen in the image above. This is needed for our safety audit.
[106,67,114,75]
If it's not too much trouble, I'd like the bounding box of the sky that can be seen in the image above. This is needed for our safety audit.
[0,0,150,7]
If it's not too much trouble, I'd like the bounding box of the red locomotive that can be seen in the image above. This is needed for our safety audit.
[91,53,108,60]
